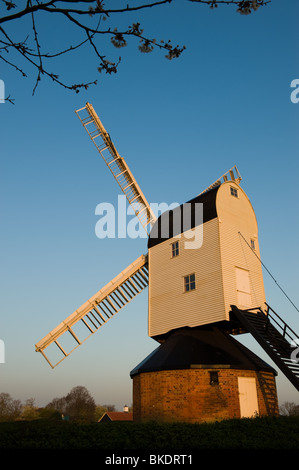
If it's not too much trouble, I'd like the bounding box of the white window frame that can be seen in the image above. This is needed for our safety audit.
[171,240,179,258]
[230,186,239,198]
[184,273,196,292]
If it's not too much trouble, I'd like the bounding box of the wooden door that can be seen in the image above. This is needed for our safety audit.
[235,267,252,308]
[238,377,259,418]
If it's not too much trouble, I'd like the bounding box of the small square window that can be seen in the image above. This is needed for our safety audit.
[250,239,256,250]
[209,371,219,385]
[230,187,238,198]
[172,241,179,258]
[184,273,196,292]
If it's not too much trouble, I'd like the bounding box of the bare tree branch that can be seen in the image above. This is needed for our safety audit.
[0,24,97,94]
[0,1,175,24]
[0,0,271,101]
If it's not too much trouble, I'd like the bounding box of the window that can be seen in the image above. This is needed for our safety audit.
[209,371,219,386]
[230,186,238,198]
[184,273,196,292]
[171,241,179,258]
[250,239,256,250]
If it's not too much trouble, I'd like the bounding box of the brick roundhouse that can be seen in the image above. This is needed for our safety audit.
[131,327,278,422]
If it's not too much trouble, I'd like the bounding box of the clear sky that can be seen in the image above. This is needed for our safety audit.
[1,0,298,411]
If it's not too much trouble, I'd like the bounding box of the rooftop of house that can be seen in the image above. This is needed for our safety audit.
[98,411,133,422]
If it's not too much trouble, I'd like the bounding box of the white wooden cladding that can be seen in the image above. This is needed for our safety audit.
[148,181,266,338]
[217,182,266,315]
[148,218,225,337]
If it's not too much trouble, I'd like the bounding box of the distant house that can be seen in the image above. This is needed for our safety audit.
[98,411,133,423]
[98,406,133,423]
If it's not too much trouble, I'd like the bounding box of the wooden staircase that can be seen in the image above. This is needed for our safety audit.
[230,304,299,392]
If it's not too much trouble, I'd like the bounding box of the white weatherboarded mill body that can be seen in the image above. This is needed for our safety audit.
[148,180,266,340]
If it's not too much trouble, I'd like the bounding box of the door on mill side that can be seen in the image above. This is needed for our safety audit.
[238,377,259,418]
[235,267,252,309]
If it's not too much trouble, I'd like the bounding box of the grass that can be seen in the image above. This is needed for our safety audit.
[0,416,298,450]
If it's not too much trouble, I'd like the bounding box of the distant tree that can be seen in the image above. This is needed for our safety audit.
[103,404,116,412]
[46,386,96,422]
[0,392,22,422]
[38,407,61,421]
[94,404,118,421]
[65,386,96,422]
[0,0,270,102]
[95,404,108,421]
[19,398,39,421]
[46,396,68,416]
[279,401,299,416]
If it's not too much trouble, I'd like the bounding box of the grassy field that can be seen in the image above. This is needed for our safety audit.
[0,416,298,450]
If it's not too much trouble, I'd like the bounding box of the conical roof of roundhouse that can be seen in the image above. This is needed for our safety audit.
[130,326,277,377]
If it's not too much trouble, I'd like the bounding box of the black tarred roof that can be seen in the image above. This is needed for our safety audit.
[148,186,220,249]
[130,326,277,377]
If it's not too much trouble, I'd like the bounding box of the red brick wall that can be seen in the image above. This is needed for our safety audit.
[132,368,278,423]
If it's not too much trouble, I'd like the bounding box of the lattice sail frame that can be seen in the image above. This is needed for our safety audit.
[199,165,242,195]
[35,255,148,368]
[75,103,156,235]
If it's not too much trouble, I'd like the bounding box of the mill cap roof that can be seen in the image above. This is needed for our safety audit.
[148,185,220,249]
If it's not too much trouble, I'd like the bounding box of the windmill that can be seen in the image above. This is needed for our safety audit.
[35,103,299,421]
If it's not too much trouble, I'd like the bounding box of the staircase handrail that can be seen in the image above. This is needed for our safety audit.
[264,303,299,346]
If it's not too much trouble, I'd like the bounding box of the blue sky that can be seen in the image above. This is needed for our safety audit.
[0,0,298,411]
